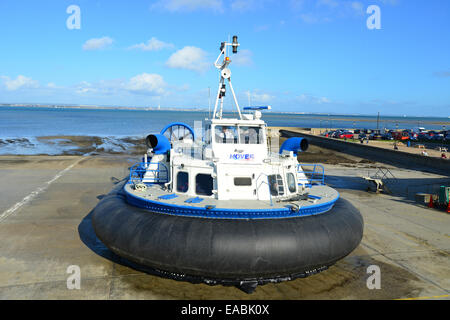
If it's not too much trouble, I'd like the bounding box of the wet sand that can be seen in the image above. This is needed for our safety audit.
[0,135,147,156]
[0,142,449,299]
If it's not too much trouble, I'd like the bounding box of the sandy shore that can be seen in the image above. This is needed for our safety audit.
[0,135,147,156]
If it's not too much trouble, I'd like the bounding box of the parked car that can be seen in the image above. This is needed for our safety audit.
[391,131,410,141]
[358,133,367,140]
[338,131,354,139]
[329,130,341,138]
[409,132,419,140]
[381,132,394,140]
[432,133,445,141]
[370,133,383,140]
[418,132,428,140]
[426,131,437,139]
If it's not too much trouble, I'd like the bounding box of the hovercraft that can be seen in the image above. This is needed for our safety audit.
[91,36,364,293]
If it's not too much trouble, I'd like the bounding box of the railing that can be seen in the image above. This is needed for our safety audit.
[255,173,274,207]
[128,162,169,185]
[297,164,325,187]
[174,145,205,160]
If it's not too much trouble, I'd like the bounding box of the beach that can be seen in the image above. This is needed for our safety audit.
[0,129,448,299]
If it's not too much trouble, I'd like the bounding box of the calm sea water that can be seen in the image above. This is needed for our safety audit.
[1,106,448,138]
[0,106,449,155]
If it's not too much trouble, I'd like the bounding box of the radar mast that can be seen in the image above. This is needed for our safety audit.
[212,35,242,120]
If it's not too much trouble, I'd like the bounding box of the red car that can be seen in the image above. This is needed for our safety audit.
[338,131,354,139]
[391,131,410,141]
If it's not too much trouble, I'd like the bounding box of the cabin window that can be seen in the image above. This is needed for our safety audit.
[234,177,252,186]
[287,173,296,193]
[268,174,284,196]
[215,125,238,144]
[176,172,189,193]
[239,126,263,144]
[196,174,213,196]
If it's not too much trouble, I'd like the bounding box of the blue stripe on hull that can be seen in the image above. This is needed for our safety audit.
[124,189,339,220]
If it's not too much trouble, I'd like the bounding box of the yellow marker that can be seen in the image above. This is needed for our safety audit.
[396,294,449,300]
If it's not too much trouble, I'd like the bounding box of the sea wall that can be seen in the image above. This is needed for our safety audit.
[280,129,450,176]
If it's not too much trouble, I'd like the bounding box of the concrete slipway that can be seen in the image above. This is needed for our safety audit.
[0,151,448,299]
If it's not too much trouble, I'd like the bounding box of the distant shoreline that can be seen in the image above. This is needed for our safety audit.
[1,103,449,124]
[0,104,207,113]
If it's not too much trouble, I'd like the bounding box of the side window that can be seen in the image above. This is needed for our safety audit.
[287,173,296,193]
[234,177,252,186]
[196,174,213,196]
[268,174,284,196]
[176,172,189,193]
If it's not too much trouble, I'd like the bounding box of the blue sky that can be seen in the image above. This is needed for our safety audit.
[0,0,449,116]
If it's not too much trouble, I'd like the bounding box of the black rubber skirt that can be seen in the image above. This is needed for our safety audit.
[92,184,364,290]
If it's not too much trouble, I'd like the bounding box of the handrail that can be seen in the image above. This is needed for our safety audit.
[297,163,325,187]
[128,162,169,185]
[255,172,274,207]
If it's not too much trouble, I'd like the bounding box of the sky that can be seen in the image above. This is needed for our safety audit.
[0,0,449,116]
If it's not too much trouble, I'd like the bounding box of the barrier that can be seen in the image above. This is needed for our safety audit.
[280,130,450,176]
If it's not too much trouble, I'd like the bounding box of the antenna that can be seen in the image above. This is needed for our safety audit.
[212,35,241,120]
[208,87,211,119]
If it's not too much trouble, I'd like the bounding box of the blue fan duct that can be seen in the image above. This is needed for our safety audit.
[279,137,309,156]
[160,122,195,140]
[145,134,171,155]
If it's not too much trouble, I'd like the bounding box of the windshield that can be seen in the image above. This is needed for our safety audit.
[215,125,238,144]
[239,126,263,144]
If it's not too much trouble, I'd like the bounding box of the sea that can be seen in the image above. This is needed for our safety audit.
[1,106,449,155]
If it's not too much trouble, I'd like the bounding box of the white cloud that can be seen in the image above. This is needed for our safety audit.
[231,0,266,12]
[294,0,370,23]
[151,0,223,12]
[75,81,98,94]
[297,93,331,104]
[245,90,274,103]
[128,37,174,51]
[166,46,210,73]
[317,0,339,8]
[254,24,270,32]
[1,75,39,91]
[73,74,167,96]
[300,13,319,24]
[433,71,450,78]
[126,73,167,95]
[252,93,274,103]
[82,37,114,51]
[290,0,306,11]
[350,1,365,16]
[378,0,399,5]
[232,49,253,66]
